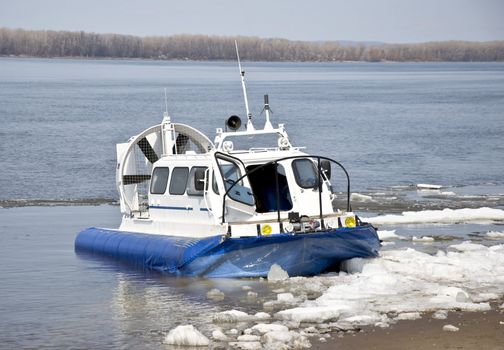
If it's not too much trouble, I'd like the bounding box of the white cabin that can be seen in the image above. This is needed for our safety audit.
[116,110,356,238]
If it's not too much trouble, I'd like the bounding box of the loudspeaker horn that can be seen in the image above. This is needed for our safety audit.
[226,115,242,131]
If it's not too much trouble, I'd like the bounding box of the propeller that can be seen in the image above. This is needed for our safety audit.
[173,133,189,154]
[123,174,151,185]
[137,137,159,163]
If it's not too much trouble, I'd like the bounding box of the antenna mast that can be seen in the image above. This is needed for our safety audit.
[262,94,274,130]
[235,41,254,131]
[164,87,169,117]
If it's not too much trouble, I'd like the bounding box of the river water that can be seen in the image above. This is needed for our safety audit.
[0,58,503,349]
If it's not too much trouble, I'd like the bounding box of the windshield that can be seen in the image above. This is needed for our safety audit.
[292,158,319,189]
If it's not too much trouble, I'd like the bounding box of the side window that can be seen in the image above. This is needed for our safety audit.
[218,161,243,186]
[169,167,189,195]
[292,159,319,189]
[187,167,207,196]
[150,167,169,194]
[212,170,219,195]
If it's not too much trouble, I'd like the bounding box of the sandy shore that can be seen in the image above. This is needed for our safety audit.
[312,306,504,350]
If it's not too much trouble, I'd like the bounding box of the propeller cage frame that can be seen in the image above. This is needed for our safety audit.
[118,123,214,215]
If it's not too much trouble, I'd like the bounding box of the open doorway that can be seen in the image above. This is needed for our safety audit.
[247,163,292,213]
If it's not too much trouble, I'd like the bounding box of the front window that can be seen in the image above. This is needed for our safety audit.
[187,167,207,196]
[292,159,319,189]
[150,167,169,194]
[169,167,189,195]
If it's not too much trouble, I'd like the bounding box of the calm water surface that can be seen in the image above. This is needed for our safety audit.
[1,58,503,201]
[1,58,503,348]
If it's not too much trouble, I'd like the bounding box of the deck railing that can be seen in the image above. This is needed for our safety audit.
[214,152,351,230]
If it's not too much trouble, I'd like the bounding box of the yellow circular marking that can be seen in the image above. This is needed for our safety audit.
[261,224,273,235]
[345,216,356,228]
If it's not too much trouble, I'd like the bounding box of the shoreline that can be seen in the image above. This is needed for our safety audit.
[312,305,504,350]
[1,55,503,64]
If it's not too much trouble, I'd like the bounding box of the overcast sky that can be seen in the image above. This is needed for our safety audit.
[1,0,503,43]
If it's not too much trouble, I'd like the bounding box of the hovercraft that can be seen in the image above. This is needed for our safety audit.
[75,46,380,278]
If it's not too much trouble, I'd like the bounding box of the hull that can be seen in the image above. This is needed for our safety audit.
[75,225,380,278]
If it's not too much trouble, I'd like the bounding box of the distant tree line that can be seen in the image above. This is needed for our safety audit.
[1,27,503,62]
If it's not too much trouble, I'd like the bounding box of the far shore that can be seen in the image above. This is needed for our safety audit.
[1,54,502,64]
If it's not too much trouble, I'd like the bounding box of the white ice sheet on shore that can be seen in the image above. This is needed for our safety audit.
[276,242,504,325]
[365,207,504,225]
[211,242,504,349]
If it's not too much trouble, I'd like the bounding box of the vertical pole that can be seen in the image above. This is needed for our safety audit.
[317,158,325,229]
[235,41,254,131]
[274,162,283,232]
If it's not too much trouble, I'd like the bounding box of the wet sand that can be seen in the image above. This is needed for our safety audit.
[313,307,504,350]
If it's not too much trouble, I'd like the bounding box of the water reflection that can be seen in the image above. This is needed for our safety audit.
[76,251,277,347]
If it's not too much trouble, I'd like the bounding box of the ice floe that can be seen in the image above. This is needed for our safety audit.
[340,257,367,274]
[417,184,443,190]
[268,263,289,281]
[164,325,210,346]
[412,236,435,242]
[251,323,289,334]
[366,207,504,225]
[212,329,229,341]
[277,293,296,303]
[247,291,258,299]
[442,324,459,332]
[213,310,254,323]
[206,288,225,301]
[432,310,448,319]
[228,341,262,349]
[377,229,401,240]
[350,193,374,202]
[395,312,422,320]
[487,231,504,238]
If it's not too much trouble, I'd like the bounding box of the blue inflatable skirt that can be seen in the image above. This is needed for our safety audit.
[75,225,380,278]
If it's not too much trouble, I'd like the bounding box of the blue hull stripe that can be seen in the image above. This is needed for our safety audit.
[149,205,193,211]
